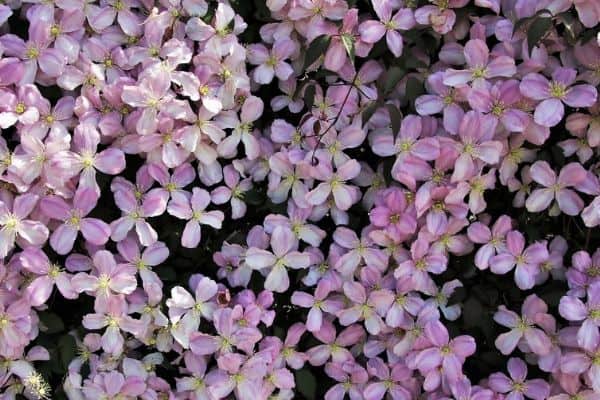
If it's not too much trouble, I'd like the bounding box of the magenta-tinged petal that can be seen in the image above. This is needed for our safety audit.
[563,84,597,108]
[26,276,54,306]
[525,188,554,213]
[245,248,276,269]
[358,20,386,44]
[80,218,110,245]
[556,189,584,216]
[534,98,564,127]
[494,329,522,355]
[50,223,78,255]
[95,148,125,175]
[181,220,201,248]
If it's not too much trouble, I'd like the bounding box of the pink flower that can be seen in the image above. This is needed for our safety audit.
[245,226,310,292]
[305,159,361,211]
[41,188,110,255]
[358,1,415,57]
[363,358,416,400]
[493,294,552,356]
[167,187,224,248]
[248,38,295,84]
[324,361,368,400]
[20,247,76,306]
[291,279,342,332]
[443,39,516,87]
[559,282,600,350]
[414,320,476,384]
[216,96,263,160]
[489,230,548,290]
[211,165,253,219]
[82,295,143,355]
[0,193,48,258]
[166,277,218,348]
[189,307,262,356]
[117,237,168,304]
[110,187,164,246]
[394,238,447,295]
[467,214,512,270]
[525,161,587,216]
[71,250,137,303]
[488,358,550,400]
[450,111,503,182]
[53,123,126,193]
[520,68,597,128]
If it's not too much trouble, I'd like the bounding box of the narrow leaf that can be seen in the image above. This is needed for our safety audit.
[383,66,405,94]
[341,33,355,64]
[527,17,552,54]
[362,101,380,126]
[303,35,331,70]
[386,104,402,135]
[304,84,316,111]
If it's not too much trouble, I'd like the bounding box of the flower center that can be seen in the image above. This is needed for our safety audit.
[15,102,26,114]
[472,66,487,79]
[549,81,567,98]
[26,46,39,59]
[98,274,111,290]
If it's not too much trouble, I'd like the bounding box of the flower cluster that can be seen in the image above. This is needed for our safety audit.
[0,0,599,399]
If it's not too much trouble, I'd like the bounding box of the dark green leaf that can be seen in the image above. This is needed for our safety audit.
[58,334,77,369]
[383,66,405,94]
[304,84,316,111]
[405,77,425,105]
[341,33,355,64]
[527,17,553,54]
[303,35,331,70]
[386,104,401,135]
[361,101,380,126]
[295,369,316,400]
[39,312,65,334]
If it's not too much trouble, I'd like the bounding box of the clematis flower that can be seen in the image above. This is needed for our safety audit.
[216,96,263,160]
[245,226,310,292]
[358,1,415,57]
[0,194,48,258]
[52,123,126,193]
[493,294,552,356]
[525,161,587,216]
[488,358,550,400]
[363,358,416,400]
[167,187,224,248]
[559,282,600,350]
[520,67,597,127]
[414,320,476,384]
[443,39,516,87]
[71,250,137,303]
[20,247,76,306]
[82,295,143,356]
[248,39,295,84]
[41,188,110,255]
[305,159,361,211]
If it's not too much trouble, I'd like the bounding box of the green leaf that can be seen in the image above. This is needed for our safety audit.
[303,35,331,70]
[304,84,316,111]
[39,312,65,334]
[405,77,425,105]
[527,17,553,54]
[361,101,380,126]
[341,33,355,64]
[557,12,579,44]
[386,104,402,135]
[58,334,77,369]
[383,66,405,94]
[295,369,316,400]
